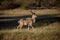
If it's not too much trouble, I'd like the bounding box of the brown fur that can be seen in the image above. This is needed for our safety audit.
[17,11,37,30]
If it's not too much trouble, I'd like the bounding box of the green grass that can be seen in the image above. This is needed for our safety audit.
[0,22,60,40]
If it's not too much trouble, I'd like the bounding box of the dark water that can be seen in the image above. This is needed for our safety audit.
[0,15,60,30]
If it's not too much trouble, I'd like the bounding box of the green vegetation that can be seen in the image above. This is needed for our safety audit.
[0,22,60,40]
[0,0,60,9]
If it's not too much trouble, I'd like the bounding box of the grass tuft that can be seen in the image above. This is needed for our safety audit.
[0,22,60,40]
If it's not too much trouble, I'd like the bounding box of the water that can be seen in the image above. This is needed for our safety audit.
[0,15,60,29]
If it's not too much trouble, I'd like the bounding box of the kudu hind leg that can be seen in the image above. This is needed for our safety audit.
[17,25,23,30]
[17,25,20,29]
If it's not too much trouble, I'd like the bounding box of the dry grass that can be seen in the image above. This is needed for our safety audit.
[0,9,60,16]
[0,22,60,40]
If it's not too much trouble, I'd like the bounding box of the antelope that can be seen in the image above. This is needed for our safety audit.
[17,11,37,30]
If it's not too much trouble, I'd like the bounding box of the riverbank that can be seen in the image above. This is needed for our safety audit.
[0,9,60,16]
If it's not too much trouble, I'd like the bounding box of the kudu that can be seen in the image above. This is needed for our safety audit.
[17,11,37,30]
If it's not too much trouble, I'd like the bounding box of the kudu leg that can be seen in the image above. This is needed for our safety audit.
[28,25,34,30]
[17,25,23,30]
[28,25,30,30]
[17,25,20,29]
